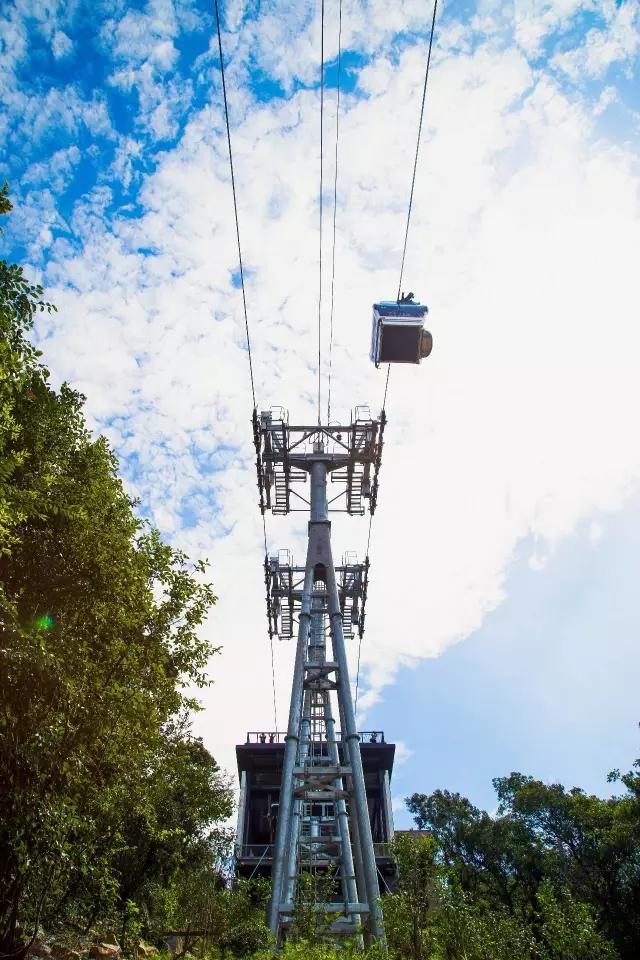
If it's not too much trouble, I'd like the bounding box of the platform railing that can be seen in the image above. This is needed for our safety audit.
[245,731,284,743]
[236,842,393,862]
[373,842,394,859]
[245,730,386,744]
[235,843,274,860]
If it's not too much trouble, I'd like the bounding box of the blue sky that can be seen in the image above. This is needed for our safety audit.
[386,499,640,825]
[2,0,640,821]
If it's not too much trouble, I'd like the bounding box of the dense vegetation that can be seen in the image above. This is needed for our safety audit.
[268,761,639,959]
[390,760,640,960]
[0,185,242,957]
[2,186,638,960]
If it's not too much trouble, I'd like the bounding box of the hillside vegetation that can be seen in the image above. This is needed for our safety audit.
[1,186,639,960]
[0,185,240,957]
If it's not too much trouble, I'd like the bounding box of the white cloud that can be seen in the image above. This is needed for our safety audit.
[593,84,617,115]
[17,5,640,783]
[98,0,197,141]
[588,520,603,545]
[102,136,144,191]
[101,0,182,66]
[393,741,414,767]
[0,1,79,107]
[23,145,81,193]
[512,0,597,57]
[51,29,73,60]
[552,1,640,80]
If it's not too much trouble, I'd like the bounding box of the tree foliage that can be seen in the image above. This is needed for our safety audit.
[406,756,640,960]
[0,186,231,955]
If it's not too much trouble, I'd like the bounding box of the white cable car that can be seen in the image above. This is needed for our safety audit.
[370,295,433,367]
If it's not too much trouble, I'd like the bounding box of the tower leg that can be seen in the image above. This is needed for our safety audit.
[268,563,313,934]
[337,695,367,916]
[281,691,311,914]
[323,692,360,924]
[325,549,386,943]
[267,452,386,947]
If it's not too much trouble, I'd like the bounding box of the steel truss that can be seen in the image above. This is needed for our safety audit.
[254,408,386,947]
[265,551,369,643]
[253,405,385,516]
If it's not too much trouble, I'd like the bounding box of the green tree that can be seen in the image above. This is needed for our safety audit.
[407,757,638,959]
[383,831,535,960]
[0,181,56,555]
[250,940,378,960]
[0,188,227,955]
[198,879,273,958]
[535,880,616,960]
[382,833,440,960]
[435,888,536,960]
[493,770,640,958]
[405,788,545,917]
[113,723,232,919]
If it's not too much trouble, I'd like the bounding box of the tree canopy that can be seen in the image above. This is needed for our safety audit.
[0,184,232,957]
[405,757,640,959]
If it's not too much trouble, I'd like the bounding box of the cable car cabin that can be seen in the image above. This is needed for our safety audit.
[370,300,433,367]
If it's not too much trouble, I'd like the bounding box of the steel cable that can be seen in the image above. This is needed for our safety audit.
[356,0,439,720]
[262,514,279,732]
[396,0,439,303]
[326,0,343,424]
[317,0,326,423]
[214,0,278,732]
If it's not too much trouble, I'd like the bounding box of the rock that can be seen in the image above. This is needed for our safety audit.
[137,945,158,958]
[29,940,52,958]
[89,945,120,960]
[51,946,83,960]
[162,937,182,955]
[51,945,70,960]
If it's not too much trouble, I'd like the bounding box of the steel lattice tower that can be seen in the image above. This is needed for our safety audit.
[254,405,387,945]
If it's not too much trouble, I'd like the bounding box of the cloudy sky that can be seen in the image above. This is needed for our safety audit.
[2,0,640,825]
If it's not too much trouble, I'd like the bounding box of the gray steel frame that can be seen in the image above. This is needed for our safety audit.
[265,554,369,643]
[258,414,386,947]
[253,407,386,517]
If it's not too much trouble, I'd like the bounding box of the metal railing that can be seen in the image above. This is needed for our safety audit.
[236,842,392,861]
[373,843,393,859]
[245,730,386,744]
[358,731,386,744]
[235,843,274,860]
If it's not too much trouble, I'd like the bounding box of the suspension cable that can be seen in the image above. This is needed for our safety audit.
[356,0,439,719]
[214,0,278,731]
[380,0,438,439]
[317,0,326,424]
[396,0,439,303]
[262,514,279,731]
[326,0,343,424]
[213,0,257,409]
[354,512,373,720]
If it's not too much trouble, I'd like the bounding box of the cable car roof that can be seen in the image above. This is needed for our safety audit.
[373,301,428,318]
